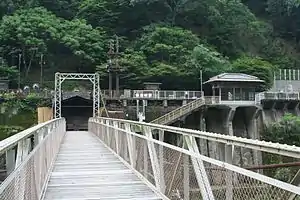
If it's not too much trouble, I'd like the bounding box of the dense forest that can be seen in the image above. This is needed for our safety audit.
[0,0,300,90]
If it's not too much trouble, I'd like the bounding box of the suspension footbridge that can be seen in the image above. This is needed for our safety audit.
[0,73,299,200]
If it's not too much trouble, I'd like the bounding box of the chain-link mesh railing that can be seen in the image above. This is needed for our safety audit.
[89,117,300,200]
[0,118,66,200]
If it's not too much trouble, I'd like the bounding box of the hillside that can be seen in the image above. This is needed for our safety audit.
[0,0,300,90]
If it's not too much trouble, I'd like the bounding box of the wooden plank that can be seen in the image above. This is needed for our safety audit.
[43,131,161,200]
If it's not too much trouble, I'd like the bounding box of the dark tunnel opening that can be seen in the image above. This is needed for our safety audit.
[61,96,93,131]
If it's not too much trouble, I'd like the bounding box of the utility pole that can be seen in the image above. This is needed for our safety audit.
[107,40,114,98]
[39,53,44,86]
[115,35,120,97]
[107,35,121,98]
[200,69,203,92]
[18,53,22,89]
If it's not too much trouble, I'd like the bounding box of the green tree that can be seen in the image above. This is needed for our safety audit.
[191,44,230,80]
[0,7,107,80]
[134,26,200,88]
[0,57,18,79]
[231,56,276,90]
[262,113,300,182]
[263,113,300,146]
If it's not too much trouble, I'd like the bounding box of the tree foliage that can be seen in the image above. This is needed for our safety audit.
[191,44,230,79]
[231,56,275,89]
[0,0,299,89]
[0,7,106,81]
[262,113,300,146]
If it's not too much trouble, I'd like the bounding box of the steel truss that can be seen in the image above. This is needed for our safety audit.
[54,73,103,118]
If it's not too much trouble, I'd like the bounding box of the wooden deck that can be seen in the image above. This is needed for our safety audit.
[43,131,161,200]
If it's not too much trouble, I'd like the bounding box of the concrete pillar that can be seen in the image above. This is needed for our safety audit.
[224,108,235,136]
[182,100,187,106]
[271,102,278,122]
[163,100,168,107]
[197,111,208,156]
[205,107,234,160]
[295,102,300,116]
[123,100,127,107]
[283,102,289,113]
[219,108,235,162]
[247,108,261,168]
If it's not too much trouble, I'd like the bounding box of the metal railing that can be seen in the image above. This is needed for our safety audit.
[151,98,205,125]
[256,92,300,103]
[0,118,66,200]
[102,90,203,100]
[89,117,300,200]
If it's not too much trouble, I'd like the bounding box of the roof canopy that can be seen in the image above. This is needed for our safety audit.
[203,73,264,84]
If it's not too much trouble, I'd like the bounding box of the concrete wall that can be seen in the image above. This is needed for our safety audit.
[261,100,300,126]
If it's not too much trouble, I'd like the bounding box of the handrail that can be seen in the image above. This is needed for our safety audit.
[96,117,300,158]
[0,118,62,154]
[256,91,300,102]
[0,118,66,200]
[89,117,300,199]
[151,97,205,124]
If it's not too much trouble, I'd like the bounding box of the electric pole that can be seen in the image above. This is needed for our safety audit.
[107,35,121,98]
[39,53,44,86]
[115,35,120,97]
[18,53,21,89]
[107,40,114,98]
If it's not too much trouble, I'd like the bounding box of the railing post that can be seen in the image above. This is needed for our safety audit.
[15,138,31,167]
[158,130,166,193]
[6,149,16,175]
[183,142,190,200]
[143,140,149,179]
[100,119,105,141]
[15,138,31,200]
[105,120,110,145]
[144,126,164,192]
[225,144,233,200]
[113,121,120,154]
[185,135,215,200]
[125,123,136,167]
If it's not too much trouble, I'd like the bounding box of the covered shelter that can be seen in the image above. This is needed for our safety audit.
[61,96,93,130]
[203,73,264,103]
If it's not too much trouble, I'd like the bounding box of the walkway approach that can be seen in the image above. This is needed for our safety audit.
[43,131,160,200]
[0,117,299,200]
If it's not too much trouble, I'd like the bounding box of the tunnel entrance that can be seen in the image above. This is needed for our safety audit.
[62,96,93,131]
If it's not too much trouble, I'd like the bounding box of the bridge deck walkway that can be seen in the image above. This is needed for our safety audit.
[43,131,161,200]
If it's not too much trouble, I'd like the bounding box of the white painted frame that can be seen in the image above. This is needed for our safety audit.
[54,73,101,118]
